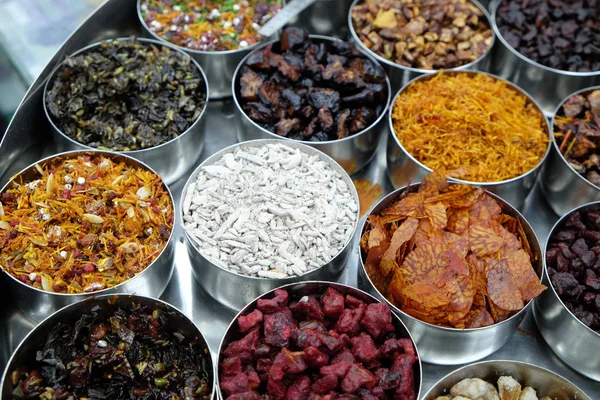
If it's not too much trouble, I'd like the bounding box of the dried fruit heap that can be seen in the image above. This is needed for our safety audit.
[391,72,548,183]
[434,375,553,400]
[0,154,174,294]
[351,0,493,70]
[360,169,547,329]
[553,90,600,186]
[46,38,206,151]
[220,287,419,400]
[11,301,212,399]
[141,0,282,51]
[546,207,600,333]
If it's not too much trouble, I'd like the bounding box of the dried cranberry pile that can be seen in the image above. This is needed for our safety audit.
[546,208,600,333]
[219,288,419,400]
[238,27,388,142]
[496,0,600,72]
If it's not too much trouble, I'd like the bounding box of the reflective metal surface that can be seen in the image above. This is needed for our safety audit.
[232,35,391,175]
[489,1,600,118]
[286,0,353,38]
[0,150,176,323]
[348,0,495,95]
[180,139,360,311]
[0,294,216,400]
[216,281,423,399]
[540,86,600,217]
[423,360,591,400]
[533,202,600,382]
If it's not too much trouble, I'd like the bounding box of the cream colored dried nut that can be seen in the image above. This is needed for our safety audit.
[497,376,522,400]
[373,9,396,29]
[0,221,9,230]
[453,16,466,27]
[519,387,539,400]
[424,32,439,42]
[457,41,471,51]
[451,378,500,400]
[136,186,151,199]
[82,213,104,224]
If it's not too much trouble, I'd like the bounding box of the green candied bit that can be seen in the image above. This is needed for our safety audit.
[154,377,168,389]
[152,309,160,320]
[154,362,165,372]
[196,382,208,394]
[141,12,146,18]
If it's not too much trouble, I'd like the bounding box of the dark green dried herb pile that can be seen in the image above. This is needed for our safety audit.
[46,38,206,151]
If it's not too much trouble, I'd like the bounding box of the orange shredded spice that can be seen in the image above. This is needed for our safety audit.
[0,154,174,294]
[391,72,548,182]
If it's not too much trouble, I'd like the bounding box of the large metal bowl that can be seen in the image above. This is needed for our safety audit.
[540,86,600,217]
[285,0,353,39]
[490,0,600,117]
[348,0,495,95]
[216,281,423,400]
[0,294,215,399]
[181,139,360,311]
[43,37,209,185]
[233,35,391,176]
[0,151,176,322]
[422,360,591,399]
[533,201,600,382]
[358,183,544,365]
[386,70,551,210]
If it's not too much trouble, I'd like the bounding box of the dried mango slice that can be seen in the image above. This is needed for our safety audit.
[381,217,419,276]
[425,201,448,230]
[469,224,505,257]
[506,250,547,302]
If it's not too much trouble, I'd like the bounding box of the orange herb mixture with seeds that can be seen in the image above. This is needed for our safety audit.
[0,154,174,294]
[391,72,548,183]
[360,169,547,328]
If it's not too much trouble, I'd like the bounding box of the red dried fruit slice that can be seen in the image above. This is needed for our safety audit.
[487,259,525,311]
[424,201,447,230]
[380,217,419,276]
[469,224,505,257]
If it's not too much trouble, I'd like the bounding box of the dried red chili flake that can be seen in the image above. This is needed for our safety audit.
[360,169,546,328]
[219,287,419,400]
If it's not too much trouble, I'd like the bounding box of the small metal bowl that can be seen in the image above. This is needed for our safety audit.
[0,294,215,399]
[285,0,353,39]
[358,183,544,365]
[386,70,551,210]
[180,139,360,311]
[490,0,600,117]
[540,86,600,217]
[233,35,391,176]
[0,151,176,322]
[43,37,209,185]
[422,360,591,399]
[533,201,600,382]
[216,281,423,400]
[348,0,495,94]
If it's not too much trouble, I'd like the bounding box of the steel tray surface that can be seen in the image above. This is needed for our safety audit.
[0,0,599,397]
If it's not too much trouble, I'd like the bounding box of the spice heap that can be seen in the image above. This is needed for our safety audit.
[141,0,282,51]
[11,301,212,399]
[360,169,546,329]
[239,27,388,142]
[0,154,174,294]
[220,287,419,399]
[182,143,358,279]
[553,90,600,186]
[351,0,493,70]
[46,38,206,151]
[391,72,548,182]
[546,207,600,333]
[434,376,554,400]
[496,0,600,72]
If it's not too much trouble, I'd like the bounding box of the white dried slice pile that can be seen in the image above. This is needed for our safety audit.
[182,142,358,279]
[434,376,553,400]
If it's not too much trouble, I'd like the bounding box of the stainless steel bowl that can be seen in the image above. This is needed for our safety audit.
[540,86,600,217]
[0,294,215,399]
[533,201,600,382]
[232,35,391,176]
[285,0,353,39]
[358,183,544,365]
[422,360,591,399]
[348,0,495,95]
[181,139,360,311]
[0,151,176,322]
[386,70,551,210]
[216,281,423,400]
[43,37,209,185]
[490,0,600,117]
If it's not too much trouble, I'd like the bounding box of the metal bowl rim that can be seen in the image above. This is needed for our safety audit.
[180,138,360,281]
[358,181,544,333]
[0,293,217,400]
[42,36,210,155]
[421,359,592,400]
[491,0,600,78]
[0,149,176,298]
[347,0,496,75]
[387,69,552,186]
[231,34,392,145]
[543,200,600,339]
[215,280,423,400]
